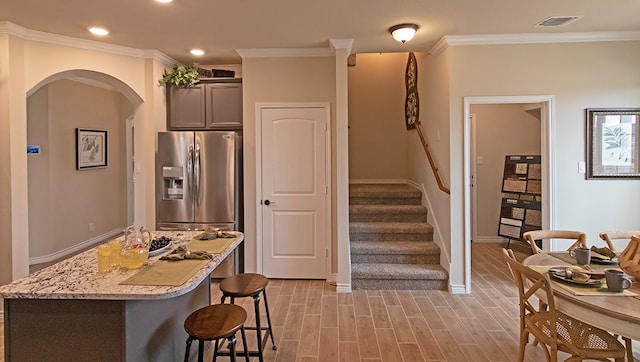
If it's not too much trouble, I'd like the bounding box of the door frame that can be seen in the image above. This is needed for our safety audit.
[255,102,332,278]
[463,95,555,293]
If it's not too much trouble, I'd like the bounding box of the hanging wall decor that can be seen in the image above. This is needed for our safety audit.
[76,128,108,170]
[586,108,640,179]
[404,52,419,130]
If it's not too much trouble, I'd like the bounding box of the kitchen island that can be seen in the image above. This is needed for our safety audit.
[0,230,243,362]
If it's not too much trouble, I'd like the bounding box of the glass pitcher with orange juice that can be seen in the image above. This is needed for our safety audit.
[120,226,151,270]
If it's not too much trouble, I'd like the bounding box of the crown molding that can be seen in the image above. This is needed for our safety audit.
[429,31,640,56]
[0,21,175,64]
[236,47,334,59]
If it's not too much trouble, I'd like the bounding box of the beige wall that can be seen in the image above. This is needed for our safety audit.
[471,103,541,238]
[1,30,159,282]
[27,80,128,258]
[242,56,337,273]
[407,51,452,266]
[347,53,408,180]
[426,40,640,288]
[0,33,17,284]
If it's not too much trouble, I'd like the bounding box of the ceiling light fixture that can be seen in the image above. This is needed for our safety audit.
[155,0,173,3]
[389,23,419,43]
[190,49,204,56]
[88,27,109,36]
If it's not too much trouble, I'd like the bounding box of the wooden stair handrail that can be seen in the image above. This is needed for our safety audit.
[414,123,450,195]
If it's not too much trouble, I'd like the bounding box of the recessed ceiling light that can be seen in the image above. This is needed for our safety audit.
[88,27,109,36]
[190,49,205,56]
[155,0,173,3]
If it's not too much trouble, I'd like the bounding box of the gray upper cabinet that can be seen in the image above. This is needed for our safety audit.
[167,79,242,130]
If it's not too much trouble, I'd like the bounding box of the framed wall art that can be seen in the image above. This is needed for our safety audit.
[404,52,419,130]
[586,108,640,179]
[76,128,108,170]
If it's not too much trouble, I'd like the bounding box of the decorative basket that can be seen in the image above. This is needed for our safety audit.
[197,68,213,78]
[618,235,640,280]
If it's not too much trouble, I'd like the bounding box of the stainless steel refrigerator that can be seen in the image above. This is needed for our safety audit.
[155,131,242,277]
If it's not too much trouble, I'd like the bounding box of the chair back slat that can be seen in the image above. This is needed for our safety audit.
[599,230,640,251]
[523,230,586,254]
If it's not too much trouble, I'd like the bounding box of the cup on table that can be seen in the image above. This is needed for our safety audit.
[604,269,632,292]
[97,244,112,273]
[569,247,591,265]
[108,239,122,270]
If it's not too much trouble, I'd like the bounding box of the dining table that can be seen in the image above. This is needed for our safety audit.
[524,252,640,340]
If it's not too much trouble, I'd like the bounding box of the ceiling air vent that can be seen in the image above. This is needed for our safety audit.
[534,16,582,27]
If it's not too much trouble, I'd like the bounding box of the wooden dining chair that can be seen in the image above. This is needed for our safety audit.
[599,230,640,252]
[522,230,586,254]
[501,249,626,362]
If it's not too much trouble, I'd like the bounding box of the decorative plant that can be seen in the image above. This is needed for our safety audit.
[159,63,200,87]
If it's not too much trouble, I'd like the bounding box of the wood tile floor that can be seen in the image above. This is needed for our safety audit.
[1,242,638,361]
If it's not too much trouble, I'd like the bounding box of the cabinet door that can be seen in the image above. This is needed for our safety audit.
[167,84,206,129]
[205,83,243,129]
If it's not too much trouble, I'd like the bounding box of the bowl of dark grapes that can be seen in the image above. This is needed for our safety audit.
[149,236,172,257]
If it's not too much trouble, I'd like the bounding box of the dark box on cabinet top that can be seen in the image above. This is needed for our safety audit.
[212,69,235,78]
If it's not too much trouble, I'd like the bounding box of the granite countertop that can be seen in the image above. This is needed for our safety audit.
[0,231,243,301]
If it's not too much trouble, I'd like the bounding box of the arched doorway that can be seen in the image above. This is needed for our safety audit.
[26,70,142,267]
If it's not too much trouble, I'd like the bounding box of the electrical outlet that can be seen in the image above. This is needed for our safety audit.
[88,222,95,232]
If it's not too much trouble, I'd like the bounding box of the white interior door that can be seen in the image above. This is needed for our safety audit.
[259,105,329,279]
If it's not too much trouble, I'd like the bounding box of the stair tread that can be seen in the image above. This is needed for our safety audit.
[349,184,421,198]
[351,241,440,255]
[350,204,427,213]
[351,263,448,280]
[348,183,447,289]
[350,222,433,233]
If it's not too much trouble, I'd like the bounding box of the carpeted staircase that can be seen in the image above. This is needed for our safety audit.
[349,183,448,290]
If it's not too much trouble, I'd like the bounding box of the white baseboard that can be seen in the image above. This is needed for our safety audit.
[449,284,466,294]
[474,236,508,243]
[335,283,352,293]
[29,228,123,265]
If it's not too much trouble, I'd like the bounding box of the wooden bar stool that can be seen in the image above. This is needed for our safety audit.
[183,304,250,362]
[219,273,277,362]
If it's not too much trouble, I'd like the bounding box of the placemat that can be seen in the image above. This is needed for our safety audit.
[119,259,209,286]
[187,237,236,254]
[529,265,637,297]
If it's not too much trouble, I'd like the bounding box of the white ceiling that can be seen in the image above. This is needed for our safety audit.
[2,0,639,65]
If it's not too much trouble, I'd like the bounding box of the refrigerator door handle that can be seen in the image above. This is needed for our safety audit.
[194,140,202,207]
[187,143,194,192]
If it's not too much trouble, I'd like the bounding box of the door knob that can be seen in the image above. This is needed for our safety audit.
[264,200,271,205]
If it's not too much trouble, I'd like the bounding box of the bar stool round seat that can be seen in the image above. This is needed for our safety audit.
[183,304,249,362]
[219,273,276,362]
[220,273,269,298]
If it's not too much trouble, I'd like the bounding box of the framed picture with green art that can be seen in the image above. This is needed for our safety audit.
[586,108,639,179]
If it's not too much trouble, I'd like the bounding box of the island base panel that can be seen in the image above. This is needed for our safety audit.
[4,279,210,361]
[5,299,124,361]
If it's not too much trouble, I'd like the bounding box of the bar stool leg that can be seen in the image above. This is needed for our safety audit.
[184,337,194,362]
[262,290,277,350]
[197,340,204,362]
[253,294,264,362]
[213,339,219,362]
[228,334,237,362]
[240,326,250,362]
